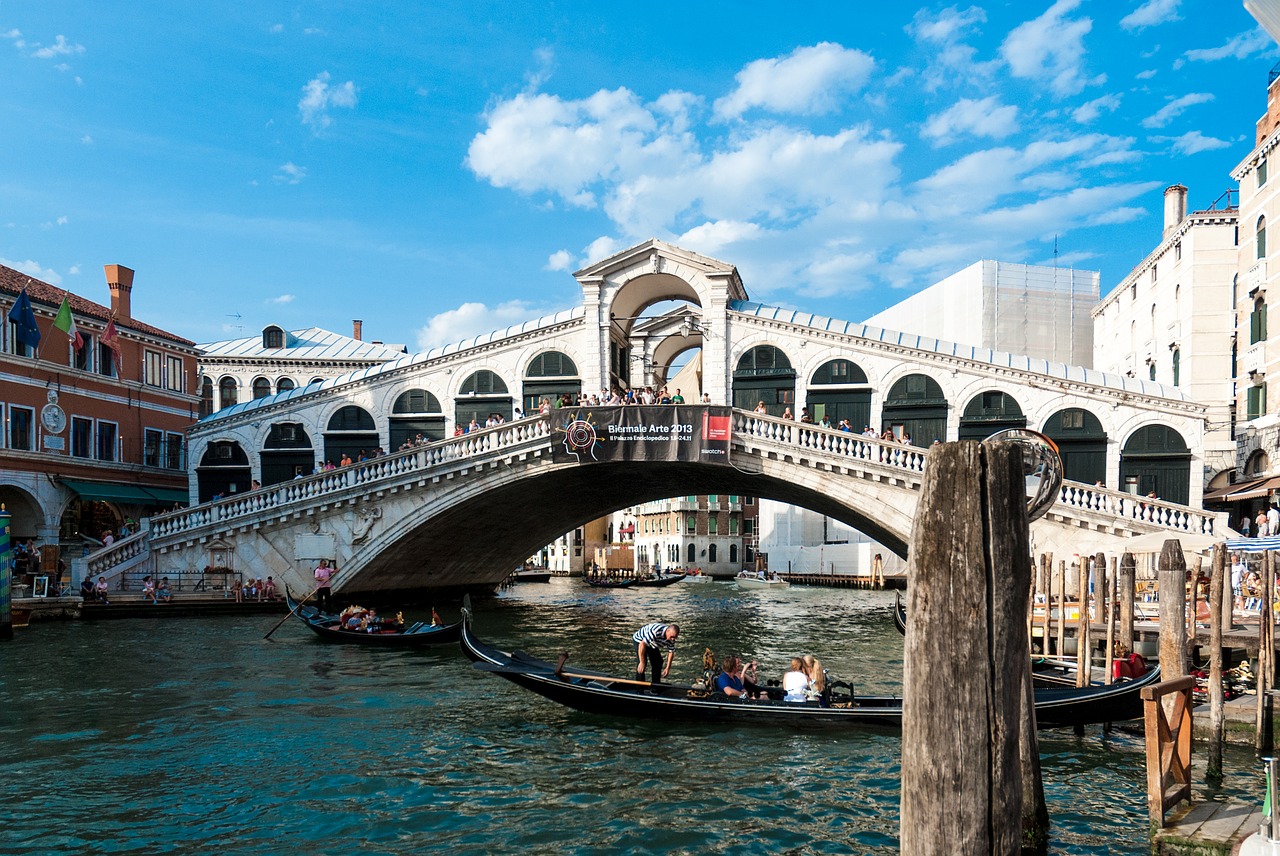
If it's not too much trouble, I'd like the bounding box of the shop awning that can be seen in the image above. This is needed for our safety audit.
[144,487,189,505]
[60,479,181,506]
[1203,475,1280,503]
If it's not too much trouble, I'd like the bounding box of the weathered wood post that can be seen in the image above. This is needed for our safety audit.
[1259,550,1275,756]
[901,441,1040,854]
[1158,540,1188,683]
[1105,557,1118,684]
[1095,551,1108,642]
[1120,552,1136,656]
[1056,559,1067,657]
[1076,557,1090,687]
[1039,553,1052,655]
[1207,544,1226,784]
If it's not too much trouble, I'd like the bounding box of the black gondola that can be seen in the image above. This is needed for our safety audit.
[583,576,636,589]
[631,573,686,588]
[283,590,461,646]
[460,599,1160,729]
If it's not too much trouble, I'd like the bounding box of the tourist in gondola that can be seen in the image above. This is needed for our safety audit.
[804,655,826,700]
[715,656,768,700]
[631,622,679,684]
[782,657,809,702]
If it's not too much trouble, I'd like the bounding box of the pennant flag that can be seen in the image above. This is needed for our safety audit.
[6,288,40,349]
[52,296,84,351]
[101,317,122,366]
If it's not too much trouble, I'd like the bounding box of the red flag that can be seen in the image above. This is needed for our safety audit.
[101,317,122,366]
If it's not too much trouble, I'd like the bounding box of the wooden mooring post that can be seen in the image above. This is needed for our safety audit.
[1207,543,1226,784]
[1143,675,1194,831]
[1158,541,1187,683]
[1119,552,1136,656]
[1259,550,1275,756]
[900,441,1044,854]
[1105,557,1118,684]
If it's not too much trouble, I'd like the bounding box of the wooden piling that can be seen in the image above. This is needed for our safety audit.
[1158,540,1188,682]
[1076,557,1090,687]
[1207,544,1225,784]
[1119,552,1136,656]
[900,441,1040,855]
[1259,550,1275,756]
[1056,559,1067,657]
[1039,553,1052,655]
[1105,559,1118,684]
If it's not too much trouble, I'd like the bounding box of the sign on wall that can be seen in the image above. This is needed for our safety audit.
[549,406,732,465]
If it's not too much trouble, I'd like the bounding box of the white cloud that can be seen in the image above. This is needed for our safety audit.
[1120,0,1181,31]
[274,162,307,184]
[267,294,295,305]
[298,71,358,130]
[68,265,80,275]
[712,43,874,120]
[1072,93,1121,123]
[1149,130,1232,155]
[1,257,62,285]
[269,23,284,34]
[80,135,93,145]
[921,96,1019,143]
[526,47,555,91]
[545,249,573,271]
[1000,0,1095,97]
[674,220,766,256]
[31,34,84,59]
[1141,92,1213,128]
[56,216,67,225]
[1136,68,1157,80]
[415,300,550,350]
[1183,28,1274,62]
[906,6,998,91]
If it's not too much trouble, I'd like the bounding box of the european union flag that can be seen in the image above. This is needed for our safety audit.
[7,288,40,349]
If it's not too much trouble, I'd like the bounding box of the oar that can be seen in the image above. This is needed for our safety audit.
[471,660,656,687]
[263,587,318,641]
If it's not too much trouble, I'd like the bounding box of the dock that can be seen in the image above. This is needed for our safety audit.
[1154,799,1260,855]
[14,593,286,623]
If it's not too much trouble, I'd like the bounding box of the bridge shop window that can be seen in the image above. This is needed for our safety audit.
[882,374,948,446]
[523,351,581,413]
[390,389,446,448]
[324,405,379,467]
[456,370,513,427]
[196,441,251,502]
[261,422,314,486]
[958,391,1027,440]
[806,359,871,431]
[1120,424,1191,506]
[732,346,796,416]
[1043,408,1107,486]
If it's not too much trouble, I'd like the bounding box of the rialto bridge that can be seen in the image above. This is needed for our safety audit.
[107,240,1220,596]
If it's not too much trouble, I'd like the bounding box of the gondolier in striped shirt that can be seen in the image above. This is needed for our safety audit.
[632,622,679,684]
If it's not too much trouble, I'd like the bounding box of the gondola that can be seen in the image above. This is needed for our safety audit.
[893,592,1101,688]
[283,590,461,646]
[460,598,1161,729]
[583,576,636,589]
[631,573,686,588]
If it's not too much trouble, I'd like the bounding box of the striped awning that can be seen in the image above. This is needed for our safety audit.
[1225,537,1280,553]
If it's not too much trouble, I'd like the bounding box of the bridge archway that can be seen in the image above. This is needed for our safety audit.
[1121,425,1191,504]
[806,358,871,430]
[456,370,513,426]
[732,346,796,416]
[958,391,1027,440]
[260,422,313,486]
[522,352,581,413]
[390,389,445,448]
[882,374,948,445]
[196,440,251,502]
[324,405,378,464]
[1043,408,1107,486]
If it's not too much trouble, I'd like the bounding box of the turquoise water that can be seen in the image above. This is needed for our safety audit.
[0,581,1262,854]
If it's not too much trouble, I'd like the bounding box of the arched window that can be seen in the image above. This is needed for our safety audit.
[323,405,378,466]
[729,544,738,565]
[218,376,238,409]
[391,389,446,447]
[1149,362,1157,381]
[523,351,581,413]
[708,543,717,563]
[1171,349,1180,386]
[262,326,285,349]
[687,543,696,564]
[882,374,948,445]
[807,359,871,430]
[1121,424,1191,505]
[1253,297,1269,345]
[958,391,1026,440]
[732,346,796,416]
[252,376,271,399]
[200,376,214,418]
[457,370,513,426]
[1259,216,1268,260]
[459,370,508,395]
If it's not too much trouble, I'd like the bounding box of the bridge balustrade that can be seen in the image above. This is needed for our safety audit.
[1056,483,1218,535]
[731,412,929,472]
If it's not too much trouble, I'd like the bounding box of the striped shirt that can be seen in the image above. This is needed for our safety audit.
[632,623,675,650]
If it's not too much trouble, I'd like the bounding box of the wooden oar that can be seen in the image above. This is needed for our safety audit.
[472,660,656,687]
[263,587,318,641]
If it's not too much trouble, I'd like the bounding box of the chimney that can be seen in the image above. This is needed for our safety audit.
[353,320,363,341]
[103,264,134,320]
[1162,185,1187,239]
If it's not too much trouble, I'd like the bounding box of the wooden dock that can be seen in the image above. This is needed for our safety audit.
[1154,799,1260,855]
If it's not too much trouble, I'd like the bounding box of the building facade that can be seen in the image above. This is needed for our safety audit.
[1093,185,1239,488]
[0,263,199,569]
[862,260,1099,367]
[628,494,748,577]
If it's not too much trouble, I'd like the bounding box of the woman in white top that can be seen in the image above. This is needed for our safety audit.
[782,657,809,702]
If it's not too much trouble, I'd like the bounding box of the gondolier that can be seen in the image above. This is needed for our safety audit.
[632,622,679,684]
[313,558,336,612]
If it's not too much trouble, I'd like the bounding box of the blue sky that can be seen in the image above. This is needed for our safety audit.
[0,1,1275,351]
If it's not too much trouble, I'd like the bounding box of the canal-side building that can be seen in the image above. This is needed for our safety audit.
[197,323,406,416]
[1092,185,1239,491]
[756,501,907,578]
[629,494,747,577]
[0,263,199,568]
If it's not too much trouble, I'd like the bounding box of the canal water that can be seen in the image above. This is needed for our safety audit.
[0,581,1263,855]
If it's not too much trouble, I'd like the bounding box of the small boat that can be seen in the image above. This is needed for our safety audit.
[509,570,553,583]
[632,573,686,588]
[735,571,789,588]
[460,598,1160,729]
[583,576,636,589]
[283,589,461,646]
[683,573,713,584]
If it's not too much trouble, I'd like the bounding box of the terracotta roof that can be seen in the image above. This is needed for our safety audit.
[0,262,196,347]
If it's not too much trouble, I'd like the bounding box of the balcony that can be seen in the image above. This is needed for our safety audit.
[1249,260,1268,292]
[1244,342,1268,376]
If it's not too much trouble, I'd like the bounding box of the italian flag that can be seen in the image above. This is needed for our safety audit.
[52,296,84,351]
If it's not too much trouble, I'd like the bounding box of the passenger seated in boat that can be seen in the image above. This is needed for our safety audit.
[803,655,826,701]
[782,658,810,702]
[715,656,768,699]
[340,605,369,630]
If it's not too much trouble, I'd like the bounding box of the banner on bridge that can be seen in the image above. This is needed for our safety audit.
[549,405,732,465]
